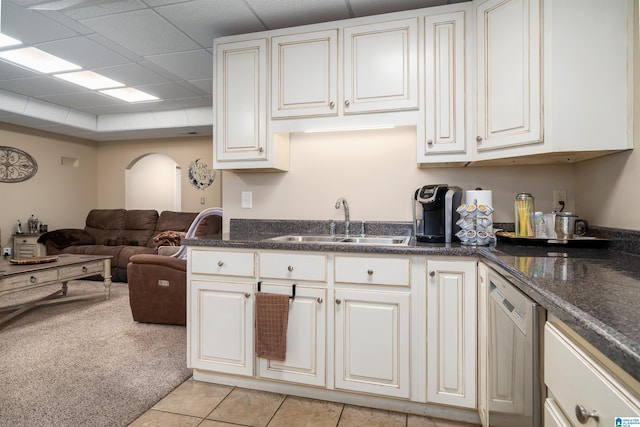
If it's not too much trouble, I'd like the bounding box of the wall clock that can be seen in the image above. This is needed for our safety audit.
[188,158,216,190]
[0,146,38,183]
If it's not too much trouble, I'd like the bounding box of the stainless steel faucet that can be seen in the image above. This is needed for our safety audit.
[335,197,350,237]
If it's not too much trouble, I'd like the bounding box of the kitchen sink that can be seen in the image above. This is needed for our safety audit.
[266,234,411,246]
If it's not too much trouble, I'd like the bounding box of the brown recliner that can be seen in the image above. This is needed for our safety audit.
[127,254,187,325]
[126,210,222,325]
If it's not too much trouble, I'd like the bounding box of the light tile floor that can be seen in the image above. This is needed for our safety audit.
[129,379,479,427]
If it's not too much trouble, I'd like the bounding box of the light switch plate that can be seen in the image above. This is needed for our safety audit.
[241,191,253,209]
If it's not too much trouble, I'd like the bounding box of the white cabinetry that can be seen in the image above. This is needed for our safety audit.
[271,30,338,118]
[471,0,633,165]
[426,258,477,408]
[189,249,256,376]
[477,262,489,427]
[257,252,327,387]
[419,7,470,164]
[343,18,419,114]
[544,321,640,427]
[214,38,289,171]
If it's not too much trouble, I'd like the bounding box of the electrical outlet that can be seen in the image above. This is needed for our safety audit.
[241,191,253,209]
[553,190,567,211]
[2,247,11,256]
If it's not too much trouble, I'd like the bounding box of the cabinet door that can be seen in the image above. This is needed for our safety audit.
[271,30,338,118]
[475,0,542,151]
[422,10,467,158]
[334,288,410,398]
[257,284,326,387]
[426,259,476,408]
[190,279,254,376]
[215,39,267,163]
[477,262,489,426]
[343,18,418,114]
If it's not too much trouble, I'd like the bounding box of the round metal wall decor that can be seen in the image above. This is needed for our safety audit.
[0,146,38,183]
[188,158,216,190]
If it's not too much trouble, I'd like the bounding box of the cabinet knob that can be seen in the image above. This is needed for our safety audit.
[82,266,88,273]
[344,99,350,107]
[244,293,251,299]
[30,276,37,283]
[317,297,323,304]
[217,261,224,267]
[335,299,341,304]
[287,265,294,272]
[575,405,599,424]
[367,269,374,276]
[476,136,483,143]
[429,271,436,277]
[329,101,335,109]
[427,139,433,145]
[259,147,264,153]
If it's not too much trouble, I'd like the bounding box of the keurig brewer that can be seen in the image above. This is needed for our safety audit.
[413,184,462,243]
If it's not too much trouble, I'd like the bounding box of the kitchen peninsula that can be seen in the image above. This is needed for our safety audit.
[183,220,640,426]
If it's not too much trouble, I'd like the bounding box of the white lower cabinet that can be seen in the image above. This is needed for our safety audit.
[334,287,411,398]
[256,283,326,387]
[190,279,255,376]
[544,321,640,427]
[426,258,477,409]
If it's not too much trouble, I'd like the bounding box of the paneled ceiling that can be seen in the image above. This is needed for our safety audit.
[0,0,467,141]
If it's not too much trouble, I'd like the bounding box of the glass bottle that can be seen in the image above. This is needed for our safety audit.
[515,193,535,237]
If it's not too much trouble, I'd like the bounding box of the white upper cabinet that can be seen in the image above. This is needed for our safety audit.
[419,6,470,164]
[271,30,338,119]
[343,18,419,114]
[475,0,542,152]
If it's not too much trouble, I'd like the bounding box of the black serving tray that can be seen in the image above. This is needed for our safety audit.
[496,231,610,248]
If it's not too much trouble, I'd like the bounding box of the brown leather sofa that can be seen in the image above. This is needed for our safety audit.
[38,209,221,282]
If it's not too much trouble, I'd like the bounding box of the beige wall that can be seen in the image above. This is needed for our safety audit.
[221,126,578,232]
[0,124,98,250]
[96,136,221,212]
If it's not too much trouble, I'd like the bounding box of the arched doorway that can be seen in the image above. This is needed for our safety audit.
[125,153,181,211]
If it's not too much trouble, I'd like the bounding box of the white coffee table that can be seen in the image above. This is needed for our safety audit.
[0,254,112,327]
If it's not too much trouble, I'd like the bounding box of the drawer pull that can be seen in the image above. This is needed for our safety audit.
[287,265,294,272]
[82,266,88,273]
[575,405,599,424]
[367,269,373,276]
[30,276,37,284]
[217,261,224,267]
[317,297,323,304]
[335,299,341,305]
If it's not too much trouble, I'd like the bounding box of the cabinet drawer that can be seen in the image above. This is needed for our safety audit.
[1,269,58,291]
[544,398,571,427]
[190,249,255,278]
[59,261,104,280]
[545,323,640,425]
[259,252,327,282]
[334,256,410,286]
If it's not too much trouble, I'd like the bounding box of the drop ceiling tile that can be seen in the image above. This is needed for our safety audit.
[0,61,41,80]
[93,62,169,86]
[185,79,212,95]
[245,0,351,29]
[79,9,201,56]
[156,0,266,47]
[349,0,455,16]
[63,0,147,20]
[135,81,199,100]
[86,34,145,62]
[1,1,79,44]
[36,36,132,69]
[144,49,212,81]
[39,90,122,108]
[0,76,86,97]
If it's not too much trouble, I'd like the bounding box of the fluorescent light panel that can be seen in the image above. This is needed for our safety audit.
[100,87,160,103]
[54,70,124,90]
[0,46,80,73]
[0,33,22,48]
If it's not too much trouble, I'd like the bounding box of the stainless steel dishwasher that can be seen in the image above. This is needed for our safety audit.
[487,269,546,427]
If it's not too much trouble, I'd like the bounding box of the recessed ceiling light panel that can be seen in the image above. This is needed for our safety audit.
[0,33,22,48]
[0,47,81,73]
[99,87,160,103]
[54,70,124,90]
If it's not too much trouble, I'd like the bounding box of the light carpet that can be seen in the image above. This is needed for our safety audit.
[0,280,191,427]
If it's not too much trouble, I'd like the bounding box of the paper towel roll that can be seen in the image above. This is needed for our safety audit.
[465,190,493,208]
[465,190,493,232]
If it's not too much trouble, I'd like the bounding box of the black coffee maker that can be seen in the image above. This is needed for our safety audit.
[413,184,463,243]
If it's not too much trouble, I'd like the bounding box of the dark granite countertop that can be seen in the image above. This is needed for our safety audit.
[184,226,640,383]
